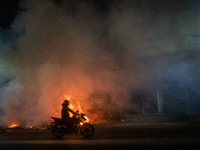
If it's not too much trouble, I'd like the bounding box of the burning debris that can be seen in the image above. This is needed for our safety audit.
[0,125,50,132]
[8,124,18,128]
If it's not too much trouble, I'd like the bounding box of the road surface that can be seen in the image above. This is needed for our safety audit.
[0,121,200,150]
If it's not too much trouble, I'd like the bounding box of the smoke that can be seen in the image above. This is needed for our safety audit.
[0,0,200,126]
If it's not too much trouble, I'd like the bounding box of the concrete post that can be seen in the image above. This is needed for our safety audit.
[157,90,163,113]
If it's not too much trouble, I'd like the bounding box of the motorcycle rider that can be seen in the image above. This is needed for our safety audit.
[61,100,75,130]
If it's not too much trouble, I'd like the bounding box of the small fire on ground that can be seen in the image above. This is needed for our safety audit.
[9,124,18,128]
[1,124,49,131]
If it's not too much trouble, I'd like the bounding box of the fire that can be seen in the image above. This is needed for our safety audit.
[9,124,18,128]
[65,95,74,117]
[64,95,90,121]
[77,100,83,113]
[65,95,73,101]
[69,103,74,117]
[69,103,74,110]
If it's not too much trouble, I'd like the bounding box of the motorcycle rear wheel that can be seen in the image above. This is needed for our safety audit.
[80,123,94,138]
[51,124,65,138]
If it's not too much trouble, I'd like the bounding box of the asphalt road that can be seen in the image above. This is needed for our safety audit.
[0,121,200,150]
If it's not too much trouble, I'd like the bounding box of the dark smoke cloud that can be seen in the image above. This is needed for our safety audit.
[0,0,200,126]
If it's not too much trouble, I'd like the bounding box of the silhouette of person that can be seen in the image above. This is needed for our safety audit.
[61,100,75,130]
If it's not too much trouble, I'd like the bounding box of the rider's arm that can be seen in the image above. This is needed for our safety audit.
[68,107,75,114]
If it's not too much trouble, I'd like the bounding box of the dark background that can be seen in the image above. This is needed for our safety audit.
[0,0,19,28]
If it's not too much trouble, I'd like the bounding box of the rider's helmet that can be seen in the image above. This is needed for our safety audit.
[63,100,69,106]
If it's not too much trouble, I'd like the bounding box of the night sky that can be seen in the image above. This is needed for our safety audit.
[0,0,19,28]
[0,0,200,126]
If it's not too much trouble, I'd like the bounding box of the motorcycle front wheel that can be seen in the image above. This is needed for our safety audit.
[80,123,94,138]
[51,124,65,138]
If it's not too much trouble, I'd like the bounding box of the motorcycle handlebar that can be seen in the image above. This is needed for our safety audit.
[73,110,80,116]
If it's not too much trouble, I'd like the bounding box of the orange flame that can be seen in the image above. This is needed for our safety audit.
[65,95,74,117]
[69,103,74,109]
[77,100,83,113]
[64,95,89,121]
[65,95,73,100]
[9,124,18,128]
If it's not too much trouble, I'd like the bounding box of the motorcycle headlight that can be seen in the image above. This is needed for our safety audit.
[82,115,88,120]
[84,116,88,120]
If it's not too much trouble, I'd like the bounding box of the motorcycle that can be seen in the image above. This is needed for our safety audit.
[50,110,94,138]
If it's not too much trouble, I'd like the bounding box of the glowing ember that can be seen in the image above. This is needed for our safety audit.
[80,122,83,126]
